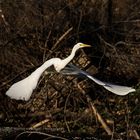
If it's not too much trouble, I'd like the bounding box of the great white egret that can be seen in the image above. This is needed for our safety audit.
[6,43,91,101]
[61,64,136,95]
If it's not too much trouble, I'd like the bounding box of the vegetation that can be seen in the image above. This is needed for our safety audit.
[0,0,140,139]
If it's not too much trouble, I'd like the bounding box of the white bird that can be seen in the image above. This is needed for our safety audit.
[6,43,91,101]
[61,64,136,96]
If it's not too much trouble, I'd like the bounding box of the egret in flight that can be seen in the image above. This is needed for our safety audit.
[6,43,91,101]
[61,64,136,96]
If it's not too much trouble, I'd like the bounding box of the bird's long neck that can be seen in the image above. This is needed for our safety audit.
[62,46,79,67]
[30,58,55,83]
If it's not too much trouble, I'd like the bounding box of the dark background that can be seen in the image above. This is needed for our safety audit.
[0,0,140,139]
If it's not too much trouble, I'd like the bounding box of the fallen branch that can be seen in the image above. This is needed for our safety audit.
[0,127,65,139]
[29,119,50,129]
[15,131,68,140]
[77,83,113,135]
[89,101,113,135]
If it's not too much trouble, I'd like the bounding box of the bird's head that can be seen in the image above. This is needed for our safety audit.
[73,43,91,50]
[54,43,91,72]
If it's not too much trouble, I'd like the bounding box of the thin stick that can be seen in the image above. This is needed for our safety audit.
[45,27,73,60]
[0,69,28,90]
[77,84,113,135]
[89,101,112,135]
[132,130,140,139]
[15,131,68,140]
[43,30,52,62]
[29,119,50,129]
[64,93,71,132]
[52,27,73,50]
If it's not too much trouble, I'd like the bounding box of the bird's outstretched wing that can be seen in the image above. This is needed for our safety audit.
[61,64,136,96]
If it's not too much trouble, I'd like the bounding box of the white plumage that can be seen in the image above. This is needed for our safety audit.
[6,43,91,101]
[61,64,136,96]
[86,74,135,95]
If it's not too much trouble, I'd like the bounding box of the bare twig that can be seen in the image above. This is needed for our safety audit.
[131,130,140,139]
[77,84,113,135]
[0,127,66,139]
[29,119,50,129]
[0,9,9,26]
[64,93,71,133]
[52,27,73,50]
[45,27,73,60]
[76,11,82,41]
[114,41,139,46]
[15,131,68,140]
[89,101,113,135]
[98,34,116,50]
[0,69,29,90]
[43,30,52,62]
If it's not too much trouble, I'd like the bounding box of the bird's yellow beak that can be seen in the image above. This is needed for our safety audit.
[80,43,91,47]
